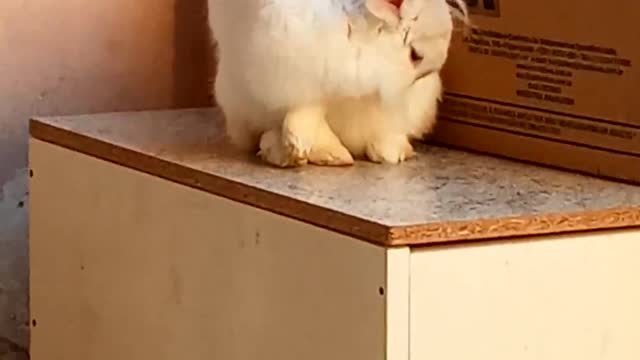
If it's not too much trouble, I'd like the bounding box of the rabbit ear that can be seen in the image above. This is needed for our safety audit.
[365,0,403,26]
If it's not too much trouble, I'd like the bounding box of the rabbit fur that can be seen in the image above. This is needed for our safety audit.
[209,0,467,166]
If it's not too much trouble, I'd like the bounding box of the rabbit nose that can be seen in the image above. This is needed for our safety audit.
[410,47,423,65]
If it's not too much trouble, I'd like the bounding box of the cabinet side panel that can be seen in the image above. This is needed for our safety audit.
[410,231,640,360]
[29,139,387,360]
[386,247,410,360]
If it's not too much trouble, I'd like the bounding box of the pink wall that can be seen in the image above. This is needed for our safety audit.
[0,1,213,357]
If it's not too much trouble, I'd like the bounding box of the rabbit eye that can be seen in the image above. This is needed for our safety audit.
[410,46,423,64]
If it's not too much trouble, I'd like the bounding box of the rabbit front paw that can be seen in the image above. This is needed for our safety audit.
[365,135,416,164]
[258,105,354,167]
[280,105,327,164]
[258,128,307,167]
[257,105,323,167]
[307,115,354,166]
[308,142,354,166]
[257,126,354,167]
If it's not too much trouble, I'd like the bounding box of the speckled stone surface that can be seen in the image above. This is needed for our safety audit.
[29,108,640,246]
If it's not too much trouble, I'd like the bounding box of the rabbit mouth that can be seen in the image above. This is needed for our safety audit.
[410,47,423,65]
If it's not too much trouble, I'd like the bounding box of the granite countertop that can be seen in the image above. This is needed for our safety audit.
[29,108,640,246]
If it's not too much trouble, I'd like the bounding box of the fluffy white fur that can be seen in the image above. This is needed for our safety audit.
[209,0,466,166]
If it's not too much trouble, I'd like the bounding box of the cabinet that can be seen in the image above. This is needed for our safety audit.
[29,108,640,359]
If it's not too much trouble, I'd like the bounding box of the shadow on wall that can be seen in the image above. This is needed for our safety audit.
[174,0,216,108]
[0,170,29,360]
[0,1,214,359]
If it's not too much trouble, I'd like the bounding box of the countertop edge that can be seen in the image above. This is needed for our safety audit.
[29,117,640,247]
[29,118,393,246]
[389,207,640,246]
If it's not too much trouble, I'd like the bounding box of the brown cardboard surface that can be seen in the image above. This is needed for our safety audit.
[435,0,640,183]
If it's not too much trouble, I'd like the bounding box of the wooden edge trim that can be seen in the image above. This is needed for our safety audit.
[29,118,640,247]
[389,207,640,246]
[29,118,392,247]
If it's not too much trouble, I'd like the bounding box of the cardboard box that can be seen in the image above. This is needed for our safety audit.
[434,0,640,183]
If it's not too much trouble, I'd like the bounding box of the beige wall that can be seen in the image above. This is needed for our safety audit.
[0,1,213,358]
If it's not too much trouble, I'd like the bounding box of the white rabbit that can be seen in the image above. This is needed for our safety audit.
[209,0,468,166]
